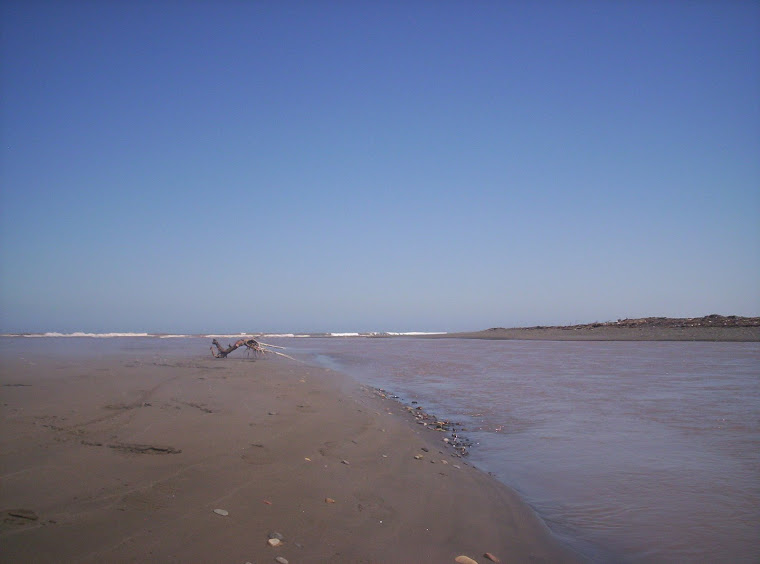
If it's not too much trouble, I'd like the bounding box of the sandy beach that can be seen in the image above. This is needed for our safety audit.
[0,345,578,563]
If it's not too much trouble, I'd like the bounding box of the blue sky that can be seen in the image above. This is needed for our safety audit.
[1,1,758,333]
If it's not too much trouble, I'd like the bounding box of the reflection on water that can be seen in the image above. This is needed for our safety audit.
[286,338,760,563]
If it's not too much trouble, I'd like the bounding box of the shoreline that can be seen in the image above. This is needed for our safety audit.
[435,315,760,342]
[0,344,579,563]
[438,326,760,342]
[435,326,760,342]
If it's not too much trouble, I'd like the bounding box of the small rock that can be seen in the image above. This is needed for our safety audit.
[8,509,38,521]
[213,508,229,516]
[484,552,501,563]
[341,460,349,465]
[414,454,423,460]
[275,557,289,564]
[455,556,478,564]
[325,497,336,503]
[267,538,282,547]
[421,447,429,452]
[268,532,285,541]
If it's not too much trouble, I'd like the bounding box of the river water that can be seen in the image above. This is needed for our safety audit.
[3,336,758,562]
[280,337,760,563]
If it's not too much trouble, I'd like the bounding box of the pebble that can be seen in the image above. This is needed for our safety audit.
[421,447,429,452]
[7,509,38,521]
[325,497,336,503]
[275,557,289,564]
[341,460,350,465]
[455,556,478,564]
[268,532,285,541]
[484,552,501,562]
[267,538,282,547]
[414,454,423,460]
[213,509,229,516]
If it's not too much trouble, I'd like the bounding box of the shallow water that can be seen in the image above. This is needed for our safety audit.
[283,338,760,563]
[3,336,758,562]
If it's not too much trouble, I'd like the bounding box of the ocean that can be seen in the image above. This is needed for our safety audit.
[2,335,758,562]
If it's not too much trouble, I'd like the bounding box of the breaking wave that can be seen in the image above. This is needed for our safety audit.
[18,332,152,338]
[1,330,448,339]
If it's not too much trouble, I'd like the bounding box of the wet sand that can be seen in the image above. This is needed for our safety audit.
[0,349,578,563]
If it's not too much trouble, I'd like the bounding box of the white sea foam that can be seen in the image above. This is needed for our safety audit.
[327,331,447,337]
[384,331,447,336]
[22,332,152,338]
[203,334,260,339]
[1,330,448,339]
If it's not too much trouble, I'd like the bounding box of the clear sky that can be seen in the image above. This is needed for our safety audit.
[1,1,758,334]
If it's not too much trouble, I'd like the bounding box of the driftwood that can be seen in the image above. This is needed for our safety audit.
[210,338,296,361]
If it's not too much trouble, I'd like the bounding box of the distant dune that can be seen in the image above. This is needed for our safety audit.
[441,315,760,342]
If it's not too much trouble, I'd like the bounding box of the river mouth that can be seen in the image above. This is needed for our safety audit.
[288,337,760,563]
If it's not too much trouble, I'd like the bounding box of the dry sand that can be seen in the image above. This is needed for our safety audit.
[1,350,578,563]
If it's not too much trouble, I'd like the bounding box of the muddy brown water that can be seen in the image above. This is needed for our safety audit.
[288,338,760,563]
